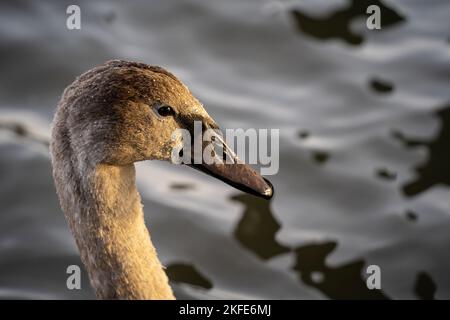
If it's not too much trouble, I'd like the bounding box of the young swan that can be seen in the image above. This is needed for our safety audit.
[50,60,273,299]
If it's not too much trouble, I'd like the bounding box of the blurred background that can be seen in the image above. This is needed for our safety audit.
[0,0,449,299]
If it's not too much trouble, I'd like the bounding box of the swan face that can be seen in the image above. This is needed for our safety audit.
[61,60,212,166]
[57,60,273,199]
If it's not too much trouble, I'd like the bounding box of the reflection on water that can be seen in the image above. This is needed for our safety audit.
[290,0,404,45]
[232,194,389,299]
[296,132,330,165]
[0,121,48,147]
[292,242,388,300]
[102,9,117,24]
[166,263,212,290]
[311,151,330,166]
[414,272,436,300]
[375,167,397,181]
[170,182,196,191]
[369,78,394,94]
[232,194,290,260]
[298,130,310,140]
[394,104,450,196]
[405,209,418,222]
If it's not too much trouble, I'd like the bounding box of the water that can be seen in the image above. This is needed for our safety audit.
[0,0,449,299]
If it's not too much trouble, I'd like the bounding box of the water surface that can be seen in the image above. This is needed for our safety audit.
[0,0,449,299]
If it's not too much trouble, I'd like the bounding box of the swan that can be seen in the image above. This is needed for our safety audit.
[50,60,273,299]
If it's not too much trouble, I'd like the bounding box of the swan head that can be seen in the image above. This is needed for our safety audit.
[53,60,273,199]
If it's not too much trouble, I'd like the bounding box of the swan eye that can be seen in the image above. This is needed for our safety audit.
[157,105,175,117]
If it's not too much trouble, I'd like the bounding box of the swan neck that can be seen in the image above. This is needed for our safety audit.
[67,163,174,299]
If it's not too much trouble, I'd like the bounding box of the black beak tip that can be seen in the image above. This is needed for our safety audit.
[262,178,274,200]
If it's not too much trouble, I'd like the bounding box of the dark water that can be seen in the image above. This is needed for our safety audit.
[0,0,449,299]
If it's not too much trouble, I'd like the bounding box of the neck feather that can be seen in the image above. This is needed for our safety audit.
[58,163,174,299]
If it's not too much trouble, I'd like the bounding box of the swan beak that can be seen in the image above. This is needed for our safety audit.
[185,133,274,200]
[188,162,274,200]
